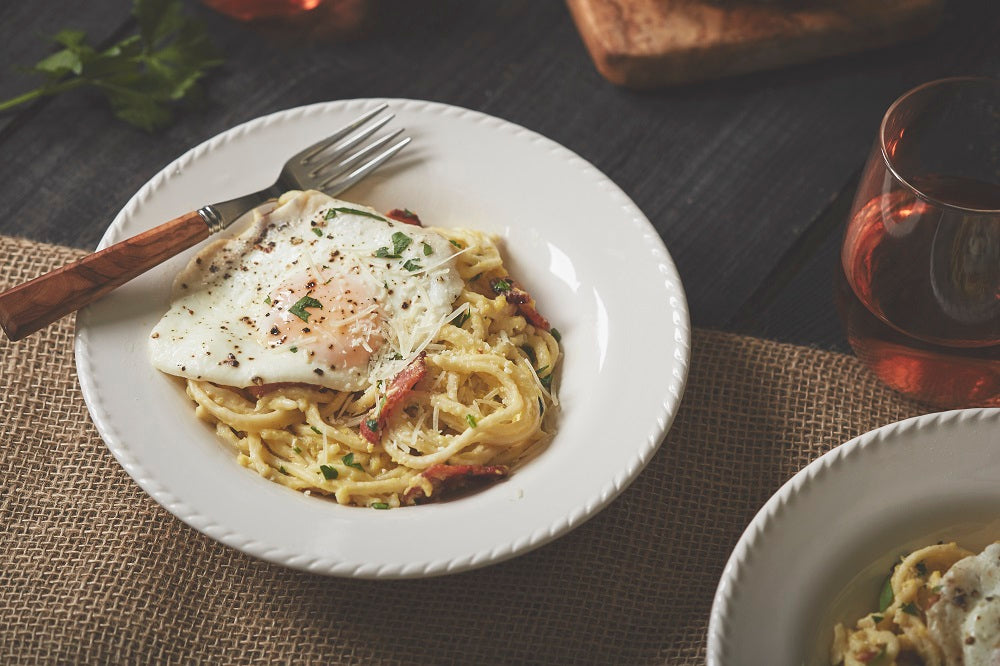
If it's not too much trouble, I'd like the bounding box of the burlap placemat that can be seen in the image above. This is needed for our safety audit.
[0,235,928,664]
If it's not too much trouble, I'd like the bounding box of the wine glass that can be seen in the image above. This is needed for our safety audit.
[836,77,1000,408]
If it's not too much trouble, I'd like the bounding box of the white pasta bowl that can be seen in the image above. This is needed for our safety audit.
[708,408,1000,665]
[74,99,691,578]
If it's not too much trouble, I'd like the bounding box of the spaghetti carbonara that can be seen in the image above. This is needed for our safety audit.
[149,191,561,508]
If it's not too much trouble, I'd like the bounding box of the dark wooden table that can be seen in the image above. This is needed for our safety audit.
[2,0,999,352]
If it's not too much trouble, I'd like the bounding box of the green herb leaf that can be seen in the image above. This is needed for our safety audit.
[871,614,883,625]
[288,295,322,322]
[466,414,477,428]
[540,375,553,389]
[371,502,389,510]
[289,346,298,353]
[422,242,433,256]
[293,445,302,454]
[450,239,462,248]
[374,246,398,259]
[878,575,894,612]
[326,207,385,222]
[311,227,324,237]
[342,453,364,471]
[391,231,412,256]
[454,311,471,328]
[279,465,289,475]
[550,328,562,343]
[0,0,223,131]
[319,464,338,480]
[902,602,919,616]
[264,295,272,306]
[402,259,422,272]
[310,425,321,435]
[521,345,536,366]
[491,278,511,294]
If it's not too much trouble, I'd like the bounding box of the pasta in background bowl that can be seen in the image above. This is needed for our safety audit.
[708,408,1000,665]
[74,99,690,578]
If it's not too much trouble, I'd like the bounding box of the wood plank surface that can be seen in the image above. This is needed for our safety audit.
[566,0,944,87]
[0,0,997,350]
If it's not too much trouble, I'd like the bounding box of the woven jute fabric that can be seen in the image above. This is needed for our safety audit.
[0,234,928,664]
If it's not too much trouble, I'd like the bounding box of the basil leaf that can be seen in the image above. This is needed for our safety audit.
[311,227,324,237]
[391,231,412,256]
[342,453,364,471]
[402,259,421,272]
[422,242,433,256]
[319,464,337,480]
[326,207,386,221]
[878,575,894,612]
[288,295,322,322]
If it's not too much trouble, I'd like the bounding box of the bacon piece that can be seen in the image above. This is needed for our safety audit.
[402,464,510,504]
[359,352,427,443]
[490,277,551,331]
[386,208,423,226]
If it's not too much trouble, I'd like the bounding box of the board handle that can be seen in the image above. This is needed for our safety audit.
[0,211,210,341]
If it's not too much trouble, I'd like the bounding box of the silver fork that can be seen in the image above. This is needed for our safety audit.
[0,104,410,342]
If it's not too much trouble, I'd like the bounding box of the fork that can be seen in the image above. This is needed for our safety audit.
[0,103,409,342]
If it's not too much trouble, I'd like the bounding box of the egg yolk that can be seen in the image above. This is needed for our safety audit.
[261,269,382,370]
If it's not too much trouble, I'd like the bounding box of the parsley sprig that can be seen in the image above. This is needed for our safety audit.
[0,0,223,131]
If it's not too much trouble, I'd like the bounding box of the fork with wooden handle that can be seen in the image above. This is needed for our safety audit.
[0,104,409,342]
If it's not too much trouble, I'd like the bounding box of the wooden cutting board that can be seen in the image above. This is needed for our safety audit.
[566,0,944,88]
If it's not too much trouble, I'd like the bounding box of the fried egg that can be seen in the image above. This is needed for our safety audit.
[927,542,1000,666]
[149,190,465,392]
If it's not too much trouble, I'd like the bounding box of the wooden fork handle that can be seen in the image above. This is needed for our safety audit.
[0,211,210,342]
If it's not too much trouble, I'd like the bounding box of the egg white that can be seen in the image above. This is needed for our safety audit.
[148,190,464,392]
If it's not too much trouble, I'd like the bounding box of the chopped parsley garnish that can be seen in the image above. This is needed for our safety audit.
[342,453,364,471]
[454,311,471,328]
[871,614,883,624]
[310,425,322,435]
[551,328,561,342]
[422,242,433,256]
[916,562,927,576]
[878,575,894,612]
[279,465,289,475]
[541,375,553,389]
[289,346,298,353]
[402,259,422,272]
[371,502,389,510]
[264,295,272,306]
[391,231,412,255]
[326,206,385,221]
[902,602,919,616]
[521,345,536,366]
[491,278,511,293]
[288,295,322,322]
[311,227,324,237]
[449,239,462,248]
[374,246,397,258]
[293,445,302,454]
[466,414,477,428]
[319,464,337,480]
[365,418,378,431]
[389,352,403,360]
